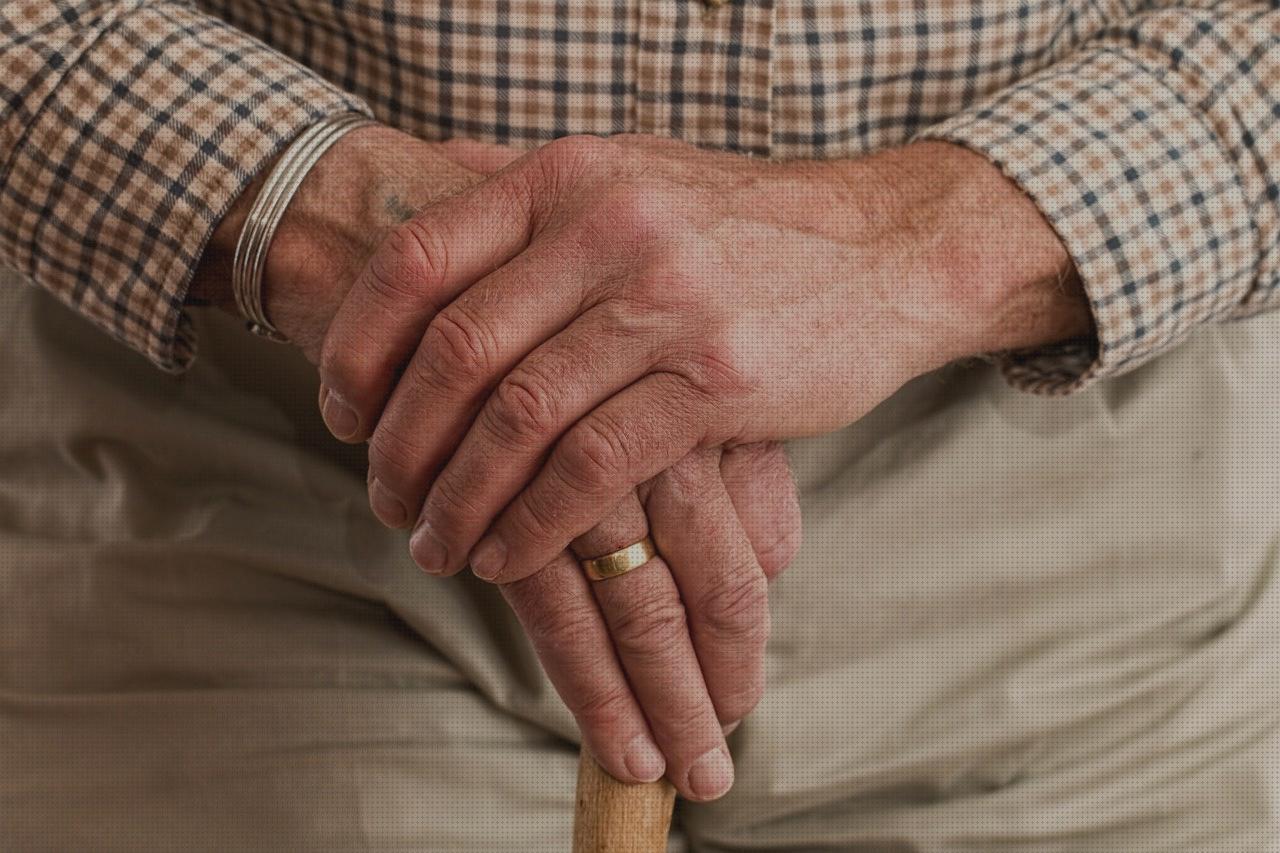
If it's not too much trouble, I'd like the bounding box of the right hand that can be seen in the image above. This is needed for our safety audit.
[191,123,802,800]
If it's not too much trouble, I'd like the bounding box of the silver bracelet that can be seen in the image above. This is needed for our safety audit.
[232,111,377,342]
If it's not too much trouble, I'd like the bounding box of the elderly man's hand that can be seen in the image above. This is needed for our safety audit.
[192,124,802,801]
[504,442,798,802]
[319,134,1092,587]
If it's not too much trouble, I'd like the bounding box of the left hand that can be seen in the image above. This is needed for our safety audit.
[320,133,1090,584]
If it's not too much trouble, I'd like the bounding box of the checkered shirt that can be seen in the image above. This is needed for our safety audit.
[3,0,1278,393]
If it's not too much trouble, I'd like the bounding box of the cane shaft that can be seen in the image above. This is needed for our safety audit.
[572,748,676,853]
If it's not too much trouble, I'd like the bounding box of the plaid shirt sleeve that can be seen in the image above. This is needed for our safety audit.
[0,1,372,373]
[916,0,1280,394]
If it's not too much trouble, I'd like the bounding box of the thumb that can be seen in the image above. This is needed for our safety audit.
[437,137,526,175]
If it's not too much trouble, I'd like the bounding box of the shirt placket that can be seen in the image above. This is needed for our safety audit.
[635,0,775,157]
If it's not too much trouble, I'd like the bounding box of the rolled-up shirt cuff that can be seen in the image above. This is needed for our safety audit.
[914,47,1257,395]
[1,1,374,373]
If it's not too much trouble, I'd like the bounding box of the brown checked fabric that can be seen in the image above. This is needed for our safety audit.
[2,0,1278,393]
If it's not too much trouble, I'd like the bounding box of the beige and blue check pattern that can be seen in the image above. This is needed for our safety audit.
[2,0,1278,392]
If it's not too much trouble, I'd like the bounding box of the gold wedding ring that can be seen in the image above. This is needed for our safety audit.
[580,536,658,582]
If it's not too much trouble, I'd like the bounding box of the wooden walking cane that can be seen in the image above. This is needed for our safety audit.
[572,748,676,853]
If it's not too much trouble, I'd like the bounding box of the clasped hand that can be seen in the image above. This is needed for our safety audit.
[301,132,1002,801]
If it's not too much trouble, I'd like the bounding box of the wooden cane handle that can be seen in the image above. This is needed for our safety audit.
[572,747,676,853]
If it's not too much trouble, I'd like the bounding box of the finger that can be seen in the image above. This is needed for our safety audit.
[317,162,538,443]
[366,241,617,533]
[438,137,526,174]
[406,304,655,568]
[467,372,711,585]
[572,494,735,803]
[719,442,802,580]
[646,451,770,730]
[499,550,666,785]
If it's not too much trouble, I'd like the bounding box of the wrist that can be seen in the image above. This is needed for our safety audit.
[191,122,484,361]
[839,141,1094,373]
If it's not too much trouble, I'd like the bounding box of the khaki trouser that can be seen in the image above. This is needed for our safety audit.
[2,267,1278,852]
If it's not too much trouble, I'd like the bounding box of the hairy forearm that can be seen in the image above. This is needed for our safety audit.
[191,129,1089,381]
[834,140,1093,369]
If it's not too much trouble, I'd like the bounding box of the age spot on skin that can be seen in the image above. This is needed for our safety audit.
[385,193,419,222]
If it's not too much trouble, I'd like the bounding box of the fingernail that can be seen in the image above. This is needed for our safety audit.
[469,535,507,581]
[321,390,358,440]
[722,720,741,737]
[688,747,734,801]
[624,735,665,783]
[369,478,407,528]
[409,518,449,574]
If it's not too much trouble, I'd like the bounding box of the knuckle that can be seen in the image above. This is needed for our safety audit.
[693,571,770,646]
[484,369,562,449]
[609,597,689,659]
[659,452,720,504]
[426,473,483,527]
[366,220,449,304]
[600,184,673,245]
[570,683,635,728]
[558,416,631,493]
[540,133,609,171]
[521,594,598,653]
[400,350,449,402]
[481,167,540,231]
[670,338,753,407]
[527,135,606,207]
[418,305,497,389]
[506,492,561,549]
[367,423,426,489]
